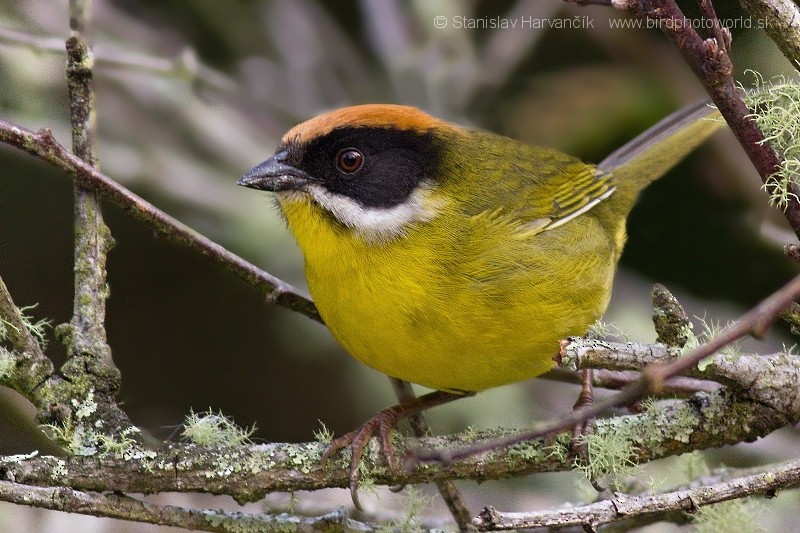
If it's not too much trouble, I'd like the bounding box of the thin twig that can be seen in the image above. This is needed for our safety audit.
[0,480,368,533]
[0,27,237,94]
[0,120,320,322]
[65,8,114,362]
[473,457,800,531]
[413,271,800,463]
[390,378,473,532]
[542,368,721,395]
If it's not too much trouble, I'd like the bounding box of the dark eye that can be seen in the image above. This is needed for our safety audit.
[336,148,364,174]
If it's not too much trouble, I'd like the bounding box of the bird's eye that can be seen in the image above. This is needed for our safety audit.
[336,148,364,174]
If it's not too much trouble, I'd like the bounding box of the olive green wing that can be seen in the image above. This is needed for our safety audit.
[515,161,615,236]
[450,131,616,235]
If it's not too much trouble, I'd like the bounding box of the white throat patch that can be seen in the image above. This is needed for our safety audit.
[280,181,444,244]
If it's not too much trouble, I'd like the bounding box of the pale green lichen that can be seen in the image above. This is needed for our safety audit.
[692,498,766,533]
[41,413,97,456]
[72,389,97,419]
[0,348,14,379]
[97,426,156,461]
[507,441,548,464]
[588,319,630,341]
[15,304,52,349]
[203,509,301,533]
[376,486,431,533]
[574,423,640,489]
[462,425,480,443]
[682,315,740,369]
[181,408,255,447]
[51,457,69,480]
[312,420,333,445]
[39,388,119,457]
[601,399,699,461]
[742,74,800,211]
[208,450,243,479]
[285,442,323,475]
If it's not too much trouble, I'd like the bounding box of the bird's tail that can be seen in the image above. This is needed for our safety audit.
[597,99,724,215]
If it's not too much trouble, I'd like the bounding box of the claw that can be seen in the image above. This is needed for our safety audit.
[322,407,400,511]
[320,390,469,510]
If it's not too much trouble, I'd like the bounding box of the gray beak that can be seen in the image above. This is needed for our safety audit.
[237,151,313,192]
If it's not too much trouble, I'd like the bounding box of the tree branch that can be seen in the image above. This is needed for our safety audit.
[474,457,800,531]
[739,0,800,68]
[0,120,320,322]
[0,479,371,533]
[65,8,114,364]
[0,384,792,501]
[0,27,237,95]
[561,340,800,423]
[543,368,721,396]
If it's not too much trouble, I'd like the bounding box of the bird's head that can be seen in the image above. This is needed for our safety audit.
[238,104,464,243]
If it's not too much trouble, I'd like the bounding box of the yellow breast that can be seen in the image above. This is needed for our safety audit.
[279,193,616,393]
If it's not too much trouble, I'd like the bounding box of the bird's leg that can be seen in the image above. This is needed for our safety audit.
[321,389,471,510]
[572,368,604,490]
[571,367,595,446]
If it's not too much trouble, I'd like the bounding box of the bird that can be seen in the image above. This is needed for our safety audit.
[237,101,723,506]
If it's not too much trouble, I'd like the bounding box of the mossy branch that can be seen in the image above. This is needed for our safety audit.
[560,339,800,415]
[0,277,48,360]
[0,480,374,533]
[65,18,114,364]
[0,277,55,399]
[739,0,800,69]
[474,457,800,531]
[0,385,792,501]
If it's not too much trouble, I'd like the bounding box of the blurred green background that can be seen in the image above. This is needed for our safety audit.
[1,0,799,531]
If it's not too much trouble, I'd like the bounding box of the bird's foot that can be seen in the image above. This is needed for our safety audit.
[321,389,469,510]
[321,405,403,510]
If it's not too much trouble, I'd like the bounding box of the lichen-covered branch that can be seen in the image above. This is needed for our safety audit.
[0,120,319,322]
[0,277,55,398]
[64,27,114,365]
[739,0,800,68]
[48,1,136,444]
[0,479,371,533]
[559,339,800,415]
[0,386,791,502]
[473,457,800,531]
[0,277,48,360]
[1,274,132,452]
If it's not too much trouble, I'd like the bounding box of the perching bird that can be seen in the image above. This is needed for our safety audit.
[238,101,723,505]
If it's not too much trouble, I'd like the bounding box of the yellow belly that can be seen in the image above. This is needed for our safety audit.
[280,197,616,392]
